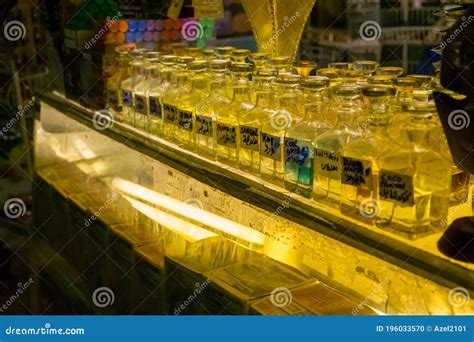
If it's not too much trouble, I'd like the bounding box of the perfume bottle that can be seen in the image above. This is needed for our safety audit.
[340,85,398,222]
[377,101,451,233]
[107,46,132,122]
[162,56,194,140]
[120,48,147,125]
[148,55,176,136]
[215,63,252,165]
[134,52,161,130]
[231,49,250,63]
[268,56,291,75]
[249,52,269,70]
[175,60,209,148]
[293,60,317,78]
[284,76,330,197]
[260,74,301,186]
[238,68,277,174]
[313,85,363,207]
[195,60,231,158]
[376,66,404,78]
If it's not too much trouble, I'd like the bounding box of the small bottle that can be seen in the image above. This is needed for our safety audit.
[293,60,317,78]
[284,76,330,197]
[260,74,301,186]
[239,68,277,174]
[175,60,209,148]
[377,101,451,234]
[249,52,269,70]
[215,63,252,165]
[313,85,363,207]
[268,56,292,75]
[340,85,398,222]
[195,60,231,158]
[230,49,250,63]
[107,46,133,122]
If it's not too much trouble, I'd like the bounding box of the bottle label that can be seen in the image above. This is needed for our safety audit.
[178,109,193,131]
[260,132,282,161]
[134,94,147,115]
[122,89,132,107]
[216,122,237,147]
[240,125,259,151]
[149,97,161,118]
[196,115,212,136]
[314,149,340,180]
[284,138,312,166]
[108,90,119,106]
[379,170,414,207]
[163,103,177,124]
[342,157,373,188]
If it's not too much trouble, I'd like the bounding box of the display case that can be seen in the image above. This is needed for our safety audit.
[33,91,474,315]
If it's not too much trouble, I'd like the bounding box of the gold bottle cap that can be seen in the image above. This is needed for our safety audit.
[392,76,423,88]
[176,56,195,67]
[160,54,176,65]
[328,62,352,70]
[188,60,207,71]
[144,51,161,60]
[362,85,396,97]
[333,84,362,97]
[407,74,433,86]
[316,68,339,79]
[376,66,404,77]
[229,62,252,73]
[293,60,317,77]
[168,42,187,55]
[253,68,278,78]
[185,47,202,57]
[353,60,379,73]
[231,49,251,61]
[202,49,216,58]
[129,48,147,59]
[208,59,229,71]
[367,75,396,85]
[300,76,330,89]
[216,46,235,56]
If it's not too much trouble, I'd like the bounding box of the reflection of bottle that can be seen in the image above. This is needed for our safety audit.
[260,74,301,186]
[175,61,208,148]
[195,60,230,158]
[284,76,330,197]
[216,63,252,165]
[340,85,397,222]
[377,101,451,234]
[239,68,277,174]
[120,49,147,125]
[313,85,363,208]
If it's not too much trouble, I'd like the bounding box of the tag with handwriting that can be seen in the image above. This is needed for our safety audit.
[216,123,237,147]
[240,125,259,151]
[196,115,213,136]
[178,109,193,131]
[314,149,340,180]
[149,97,161,118]
[163,103,177,124]
[342,157,372,189]
[122,89,132,107]
[379,170,414,207]
[134,94,147,115]
[261,133,282,161]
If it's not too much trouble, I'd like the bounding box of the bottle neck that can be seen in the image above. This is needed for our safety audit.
[191,76,208,91]
[255,91,273,107]
[231,83,251,102]
[406,116,433,145]
[210,78,228,96]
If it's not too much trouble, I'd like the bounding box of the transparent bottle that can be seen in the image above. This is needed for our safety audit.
[268,56,291,75]
[284,76,330,197]
[249,52,269,70]
[260,74,302,186]
[201,49,216,61]
[134,52,161,130]
[215,63,252,165]
[313,85,363,207]
[120,48,147,125]
[238,68,277,174]
[230,49,250,63]
[162,56,194,140]
[376,66,404,78]
[195,60,231,158]
[293,60,317,78]
[175,60,209,148]
[340,85,398,222]
[377,101,451,234]
[107,46,132,122]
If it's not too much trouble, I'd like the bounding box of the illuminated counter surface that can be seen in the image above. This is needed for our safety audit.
[36,92,474,314]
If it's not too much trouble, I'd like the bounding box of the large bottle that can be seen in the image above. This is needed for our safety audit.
[377,101,451,234]
[260,74,301,186]
[215,63,252,165]
[238,68,277,174]
[313,85,363,208]
[340,85,398,222]
[194,60,231,158]
[106,46,133,122]
[175,60,209,148]
[284,76,331,197]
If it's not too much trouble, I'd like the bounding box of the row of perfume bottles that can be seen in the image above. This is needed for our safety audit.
[106,47,470,235]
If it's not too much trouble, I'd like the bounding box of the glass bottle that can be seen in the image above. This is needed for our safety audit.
[284,76,330,197]
[316,68,339,80]
[148,55,176,136]
[162,56,194,140]
[107,46,132,122]
[340,85,398,222]
[230,49,250,63]
[134,52,161,130]
[238,68,277,174]
[201,49,216,61]
[313,85,363,207]
[175,60,209,148]
[377,101,451,234]
[376,66,404,78]
[195,60,231,158]
[260,74,301,186]
[215,63,252,165]
[328,62,352,71]
[249,52,269,70]
[268,56,291,75]
[293,60,317,78]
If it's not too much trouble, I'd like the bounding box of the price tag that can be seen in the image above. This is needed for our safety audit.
[178,109,193,131]
[342,157,372,189]
[216,122,237,147]
[122,89,132,107]
[260,132,282,161]
[149,97,161,118]
[240,125,259,151]
[134,94,147,115]
[379,170,414,207]
[196,115,212,136]
[163,103,177,124]
[314,149,340,180]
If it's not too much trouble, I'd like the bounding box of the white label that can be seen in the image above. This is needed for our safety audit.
[240,125,259,151]
[314,149,340,180]
[260,133,282,161]
[216,122,237,147]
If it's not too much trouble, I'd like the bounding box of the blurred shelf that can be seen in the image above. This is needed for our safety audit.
[39,91,474,293]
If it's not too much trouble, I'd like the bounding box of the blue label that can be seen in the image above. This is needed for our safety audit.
[261,132,281,161]
[122,89,132,107]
